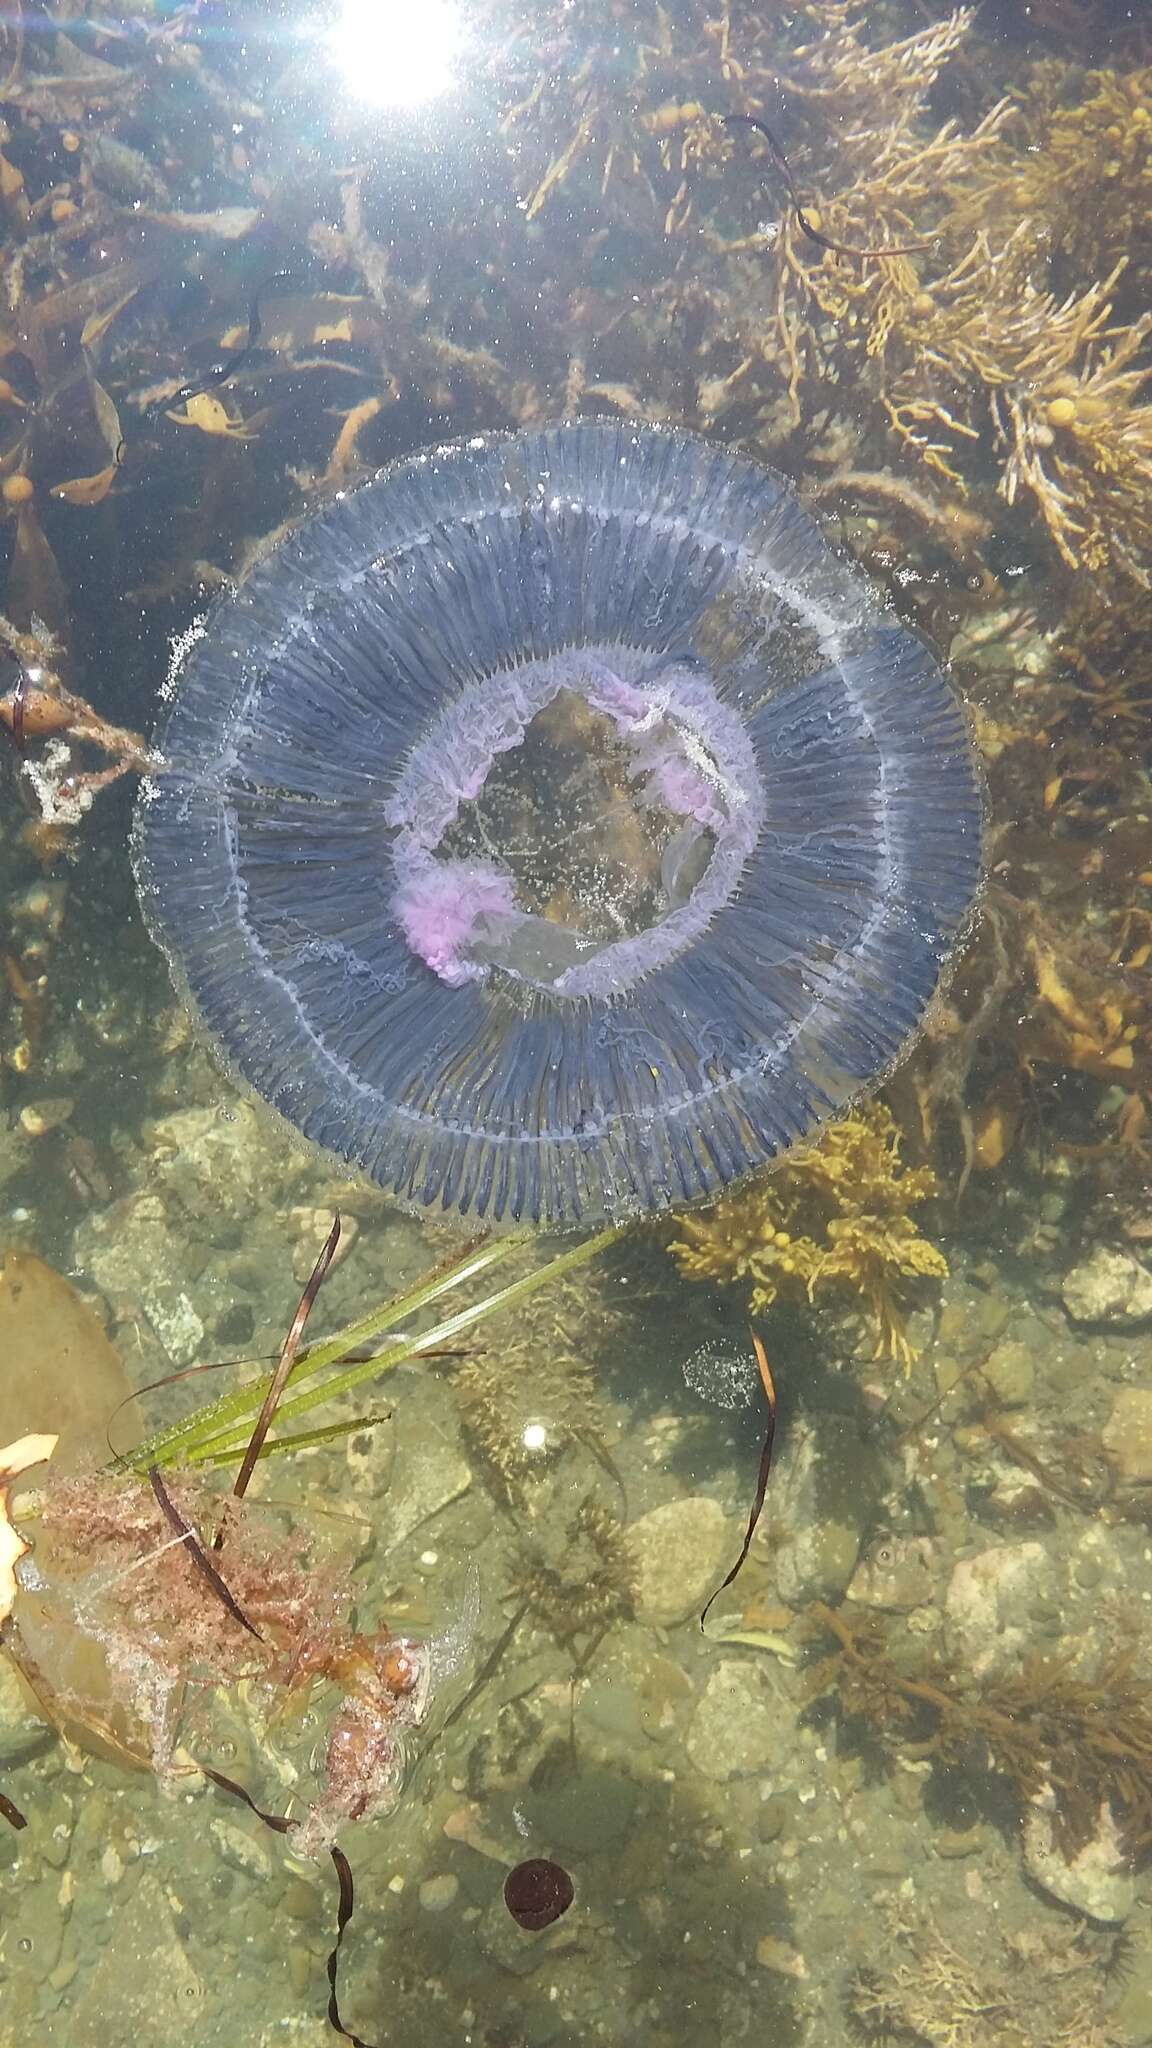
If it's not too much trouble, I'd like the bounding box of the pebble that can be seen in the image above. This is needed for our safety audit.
[1102,1389,1152,1482]
[289,1206,359,1282]
[757,1795,790,1843]
[625,1496,732,1628]
[755,1935,807,1978]
[419,1873,460,1912]
[18,1097,74,1138]
[686,1659,781,1781]
[933,1824,986,1859]
[1062,1246,1152,1328]
[846,1534,937,1612]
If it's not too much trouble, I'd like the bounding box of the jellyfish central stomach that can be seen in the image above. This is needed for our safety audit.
[387,648,764,997]
[440,690,715,963]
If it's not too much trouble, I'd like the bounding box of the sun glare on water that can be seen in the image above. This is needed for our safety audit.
[327,0,465,108]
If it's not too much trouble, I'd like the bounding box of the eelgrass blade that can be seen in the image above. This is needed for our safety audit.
[172,1226,621,1469]
[197,1413,391,1467]
[130,1227,532,1471]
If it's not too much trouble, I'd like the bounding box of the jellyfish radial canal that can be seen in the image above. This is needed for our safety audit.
[135,422,982,1228]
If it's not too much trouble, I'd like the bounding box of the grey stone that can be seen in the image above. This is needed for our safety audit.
[776,1518,861,1607]
[764,1422,876,1606]
[686,1659,781,1781]
[847,1535,937,1612]
[626,1496,731,1628]
[473,1897,554,1977]
[980,1338,1035,1407]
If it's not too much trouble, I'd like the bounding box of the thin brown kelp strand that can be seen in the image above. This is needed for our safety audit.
[146,1466,264,1640]
[229,1213,341,1509]
[700,1333,778,1629]
[200,1763,293,1832]
[327,1846,378,2048]
[724,112,934,259]
[0,1788,27,1830]
[201,1772,376,2046]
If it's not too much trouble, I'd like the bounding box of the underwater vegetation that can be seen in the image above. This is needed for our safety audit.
[805,1598,1152,1867]
[845,1905,1127,2048]
[670,1103,948,1365]
[0,1222,618,2036]
[507,1495,636,1653]
[5,1459,432,1851]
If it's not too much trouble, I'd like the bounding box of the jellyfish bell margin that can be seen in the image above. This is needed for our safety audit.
[133,420,983,1230]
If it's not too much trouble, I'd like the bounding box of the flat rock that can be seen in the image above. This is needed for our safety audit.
[56,1873,215,2043]
[1102,1388,1152,1482]
[76,1193,207,1364]
[686,1658,780,1781]
[1023,1794,1135,1924]
[765,1422,871,1606]
[383,1433,472,1548]
[1062,1247,1152,1328]
[626,1495,731,1628]
[944,1541,1058,1678]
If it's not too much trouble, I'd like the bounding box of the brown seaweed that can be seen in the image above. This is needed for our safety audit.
[805,1600,1152,1862]
[146,1465,264,1642]
[700,1331,777,1629]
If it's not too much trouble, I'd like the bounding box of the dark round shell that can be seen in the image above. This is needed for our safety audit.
[503,1858,574,1930]
[134,421,981,1227]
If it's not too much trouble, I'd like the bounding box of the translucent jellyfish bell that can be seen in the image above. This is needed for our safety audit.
[134,422,982,1227]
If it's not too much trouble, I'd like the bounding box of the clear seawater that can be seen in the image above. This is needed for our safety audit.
[1,3,1150,2045]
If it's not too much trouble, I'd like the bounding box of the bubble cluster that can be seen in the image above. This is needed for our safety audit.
[682,1337,757,1411]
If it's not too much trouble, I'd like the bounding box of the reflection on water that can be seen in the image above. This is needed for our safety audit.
[2,0,1151,2042]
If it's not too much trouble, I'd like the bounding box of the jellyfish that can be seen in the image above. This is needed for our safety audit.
[134,421,981,1227]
